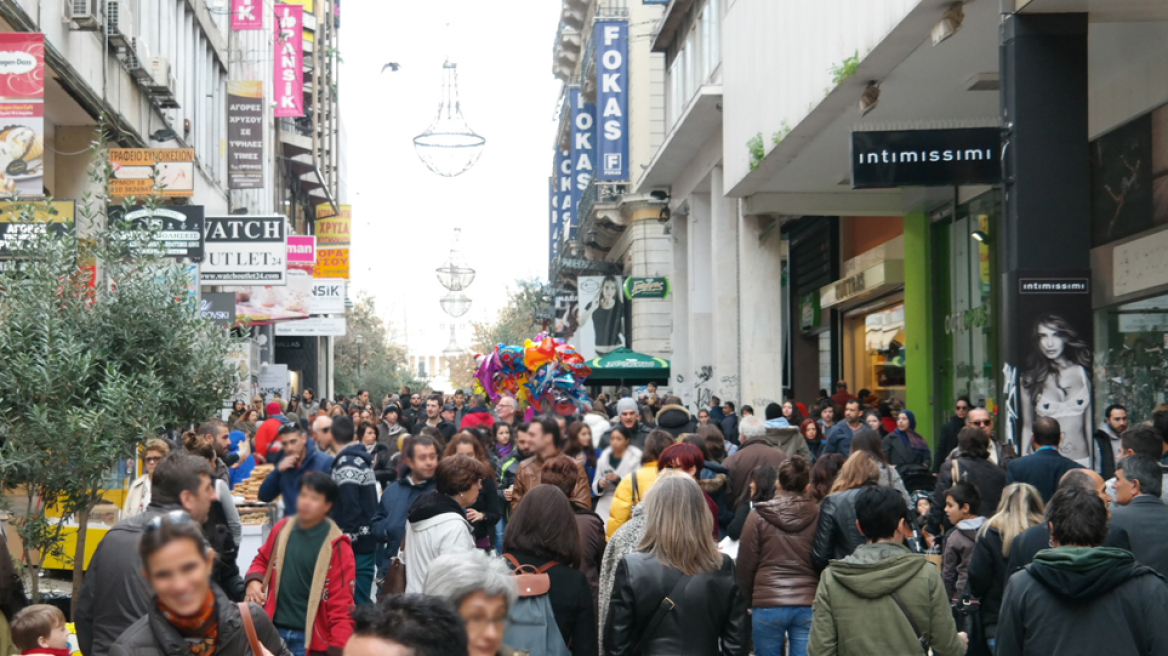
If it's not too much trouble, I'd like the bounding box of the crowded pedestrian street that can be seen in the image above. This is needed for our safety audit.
[2,0,1168,655]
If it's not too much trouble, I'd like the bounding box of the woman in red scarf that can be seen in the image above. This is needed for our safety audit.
[107,512,293,656]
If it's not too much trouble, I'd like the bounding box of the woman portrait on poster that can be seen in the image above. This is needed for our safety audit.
[1019,314,1093,464]
[577,275,625,355]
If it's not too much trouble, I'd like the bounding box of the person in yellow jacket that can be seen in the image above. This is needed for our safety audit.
[605,431,675,539]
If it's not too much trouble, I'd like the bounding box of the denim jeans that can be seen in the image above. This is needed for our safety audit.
[354,551,377,606]
[495,516,507,555]
[752,606,813,656]
[276,627,306,656]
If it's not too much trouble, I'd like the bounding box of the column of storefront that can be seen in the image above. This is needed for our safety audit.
[711,167,741,404]
[739,213,783,409]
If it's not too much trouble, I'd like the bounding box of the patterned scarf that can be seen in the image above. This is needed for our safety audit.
[158,589,218,656]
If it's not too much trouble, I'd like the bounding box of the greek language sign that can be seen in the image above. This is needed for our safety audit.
[201,215,287,285]
[624,277,670,300]
[231,0,262,30]
[314,247,349,280]
[851,128,1001,189]
[595,21,629,181]
[315,204,350,246]
[109,205,204,261]
[274,5,305,118]
[109,149,196,198]
[0,200,72,269]
[570,87,594,240]
[227,81,264,189]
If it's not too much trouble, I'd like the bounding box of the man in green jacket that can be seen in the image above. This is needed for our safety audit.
[809,486,967,656]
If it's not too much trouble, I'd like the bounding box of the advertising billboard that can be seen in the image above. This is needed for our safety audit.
[574,275,630,359]
[570,87,594,240]
[0,33,44,198]
[109,149,196,198]
[231,0,263,30]
[595,21,629,181]
[227,81,265,189]
[201,215,287,285]
[315,204,350,246]
[109,205,204,261]
[274,4,305,118]
[0,200,73,271]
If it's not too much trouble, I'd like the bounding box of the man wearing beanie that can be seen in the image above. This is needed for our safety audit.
[764,402,811,459]
[254,401,290,464]
[600,397,654,450]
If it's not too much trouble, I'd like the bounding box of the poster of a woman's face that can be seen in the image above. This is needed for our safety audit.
[1015,310,1094,465]
[575,274,630,359]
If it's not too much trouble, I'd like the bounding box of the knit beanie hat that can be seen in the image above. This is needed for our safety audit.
[765,403,783,420]
[616,398,638,415]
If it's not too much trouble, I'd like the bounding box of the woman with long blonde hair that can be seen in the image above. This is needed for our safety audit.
[812,451,881,572]
[604,474,748,654]
[967,483,1044,650]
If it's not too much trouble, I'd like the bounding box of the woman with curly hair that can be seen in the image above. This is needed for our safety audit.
[1019,314,1093,464]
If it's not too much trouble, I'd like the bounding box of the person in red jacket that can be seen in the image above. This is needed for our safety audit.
[459,393,496,431]
[255,402,289,464]
[246,471,355,656]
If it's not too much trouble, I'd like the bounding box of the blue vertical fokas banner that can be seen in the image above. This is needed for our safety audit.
[570,87,595,242]
[595,21,629,181]
[558,149,573,243]
[549,175,559,264]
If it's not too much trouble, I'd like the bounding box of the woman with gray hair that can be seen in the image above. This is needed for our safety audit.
[424,551,525,656]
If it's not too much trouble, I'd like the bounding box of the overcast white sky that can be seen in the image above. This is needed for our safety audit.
[338,0,562,348]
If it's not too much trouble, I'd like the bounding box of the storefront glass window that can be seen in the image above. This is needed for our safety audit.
[933,191,999,410]
[1094,293,1168,422]
[843,300,906,400]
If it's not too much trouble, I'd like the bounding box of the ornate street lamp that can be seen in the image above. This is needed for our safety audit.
[414,61,486,177]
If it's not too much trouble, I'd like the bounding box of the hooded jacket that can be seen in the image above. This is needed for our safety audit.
[403,490,475,594]
[808,541,966,656]
[736,492,820,607]
[764,418,812,460]
[373,472,436,573]
[459,404,496,430]
[108,588,292,656]
[257,440,335,515]
[655,404,696,438]
[245,517,356,656]
[996,546,1168,656]
[254,411,289,463]
[330,442,385,554]
[941,516,985,600]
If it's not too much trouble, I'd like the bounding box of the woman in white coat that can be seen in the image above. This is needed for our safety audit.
[592,426,643,522]
[403,454,488,593]
[123,439,170,518]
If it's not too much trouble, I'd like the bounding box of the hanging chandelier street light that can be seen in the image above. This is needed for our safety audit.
[414,61,486,177]
[436,227,476,291]
[439,291,472,318]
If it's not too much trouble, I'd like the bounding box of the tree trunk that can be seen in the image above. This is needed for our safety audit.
[24,543,39,603]
[71,505,91,619]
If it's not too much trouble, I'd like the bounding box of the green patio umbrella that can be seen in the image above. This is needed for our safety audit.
[586,347,670,384]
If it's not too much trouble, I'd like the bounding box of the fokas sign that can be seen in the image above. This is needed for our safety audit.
[851,128,1002,189]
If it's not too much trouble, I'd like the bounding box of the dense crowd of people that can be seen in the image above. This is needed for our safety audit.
[14,381,1162,655]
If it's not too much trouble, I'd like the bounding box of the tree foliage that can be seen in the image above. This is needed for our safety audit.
[334,293,419,398]
[0,138,240,601]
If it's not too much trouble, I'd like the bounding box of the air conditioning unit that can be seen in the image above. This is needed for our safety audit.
[105,0,134,48]
[146,57,179,108]
[123,38,154,83]
[65,0,102,30]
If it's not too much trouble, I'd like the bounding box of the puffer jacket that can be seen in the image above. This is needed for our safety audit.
[764,419,812,460]
[605,552,749,656]
[736,492,820,608]
[811,483,878,572]
[606,462,659,539]
[108,588,292,656]
[655,404,696,438]
[402,490,475,593]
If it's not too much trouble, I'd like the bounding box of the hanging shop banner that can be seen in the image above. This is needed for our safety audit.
[1002,270,1094,465]
[227,81,264,189]
[258,364,290,402]
[274,5,305,118]
[287,235,316,272]
[624,277,670,300]
[231,0,263,30]
[595,21,629,181]
[314,247,349,279]
[311,278,346,314]
[0,33,45,198]
[228,271,311,324]
[851,128,1002,189]
[576,275,630,360]
[548,175,558,264]
[557,149,572,243]
[275,316,346,337]
[109,149,196,198]
[0,200,73,270]
[315,204,350,246]
[201,215,287,285]
[553,292,578,340]
[571,88,594,238]
[109,205,204,261]
[200,292,236,327]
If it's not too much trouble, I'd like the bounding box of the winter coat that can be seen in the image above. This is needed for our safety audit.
[699,461,735,533]
[207,493,246,602]
[460,405,496,431]
[330,442,385,554]
[934,415,965,473]
[1006,448,1082,503]
[736,492,820,608]
[76,503,186,656]
[605,462,659,539]
[811,483,878,573]
[883,430,931,468]
[654,404,696,438]
[823,422,861,457]
[996,546,1168,656]
[411,418,457,441]
[512,452,591,511]
[244,517,356,655]
[574,506,606,599]
[258,441,335,515]
[721,414,741,445]
[764,419,812,460]
[402,490,475,593]
[598,420,654,452]
[470,475,505,547]
[507,551,597,656]
[366,441,396,486]
[967,525,1011,636]
[254,415,288,463]
[1006,521,1131,574]
[108,588,292,656]
[376,422,408,457]
[941,516,984,600]
[598,504,647,648]
[1108,494,1168,577]
[373,473,436,573]
[605,552,749,656]
[723,438,789,509]
[591,445,642,522]
[808,541,966,656]
[122,474,151,518]
[927,454,1006,535]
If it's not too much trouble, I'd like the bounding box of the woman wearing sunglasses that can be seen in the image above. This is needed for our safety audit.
[109,512,292,656]
[124,440,171,518]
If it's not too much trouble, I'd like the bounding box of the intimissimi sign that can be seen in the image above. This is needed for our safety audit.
[851,128,1002,189]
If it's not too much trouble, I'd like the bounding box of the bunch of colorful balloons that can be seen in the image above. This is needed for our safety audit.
[473,334,592,417]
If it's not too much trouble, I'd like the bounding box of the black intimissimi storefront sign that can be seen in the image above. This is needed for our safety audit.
[851,128,1002,189]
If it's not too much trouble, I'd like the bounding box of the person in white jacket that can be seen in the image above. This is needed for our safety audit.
[592,426,643,523]
[403,454,487,593]
[123,439,171,518]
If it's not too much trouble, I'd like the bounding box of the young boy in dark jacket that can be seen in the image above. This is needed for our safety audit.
[328,415,385,606]
[942,481,984,601]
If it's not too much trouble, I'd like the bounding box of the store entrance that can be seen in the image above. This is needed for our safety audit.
[842,298,906,403]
